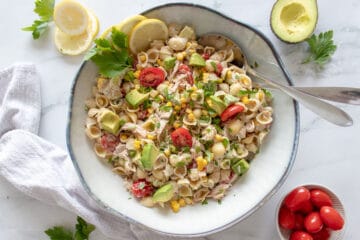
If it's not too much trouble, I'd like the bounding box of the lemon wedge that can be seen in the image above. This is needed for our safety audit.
[129,18,168,54]
[54,0,89,36]
[55,10,99,55]
[100,15,147,39]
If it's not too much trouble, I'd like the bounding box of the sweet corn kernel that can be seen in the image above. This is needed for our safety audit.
[134,84,140,89]
[202,73,209,82]
[147,108,154,114]
[206,98,213,107]
[180,97,187,104]
[178,198,186,207]
[185,108,192,114]
[188,49,195,54]
[147,134,156,140]
[174,105,181,111]
[226,70,232,80]
[191,86,198,91]
[190,92,198,101]
[134,140,141,150]
[181,103,187,108]
[158,95,165,101]
[140,55,146,62]
[120,134,128,141]
[170,200,180,213]
[173,121,182,129]
[241,96,249,104]
[188,113,195,121]
[164,149,171,157]
[215,134,223,142]
[156,59,163,66]
[177,53,184,61]
[217,78,223,83]
[134,70,140,79]
[166,102,173,107]
[202,110,208,116]
[196,157,207,171]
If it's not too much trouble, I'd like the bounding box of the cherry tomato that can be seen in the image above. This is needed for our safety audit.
[178,64,194,85]
[139,67,165,87]
[290,231,314,240]
[215,63,223,76]
[311,228,330,240]
[297,200,314,215]
[284,187,311,211]
[100,133,119,153]
[278,205,295,230]
[171,127,192,147]
[304,212,323,233]
[294,214,305,230]
[220,104,245,122]
[310,189,333,208]
[320,206,344,230]
[202,53,210,60]
[131,179,153,198]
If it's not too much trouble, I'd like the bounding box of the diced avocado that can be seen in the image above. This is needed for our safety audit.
[231,159,250,176]
[164,56,176,70]
[152,183,174,203]
[179,26,195,40]
[98,109,122,135]
[140,143,160,170]
[270,0,318,43]
[208,96,226,115]
[189,53,206,67]
[224,94,239,106]
[125,89,149,108]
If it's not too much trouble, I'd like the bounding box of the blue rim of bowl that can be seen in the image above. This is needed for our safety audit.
[66,3,300,237]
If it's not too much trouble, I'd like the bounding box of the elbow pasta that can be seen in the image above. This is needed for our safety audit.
[84,20,273,213]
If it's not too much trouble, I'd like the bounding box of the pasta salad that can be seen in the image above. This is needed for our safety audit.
[84,21,273,213]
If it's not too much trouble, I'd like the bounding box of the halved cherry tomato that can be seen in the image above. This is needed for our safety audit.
[202,53,210,60]
[171,127,192,147]
[310,189,333,208]
[294,214,305,230]
[215,63,223,76]
[320,206,344,230]
[284,187,311,211]
[304,212,323,233]
[290,231,314,240]
[297,200,314,214]
[278,205,295,230]
[220,104,245,122]
[100,133,119,153]
[178,64,194,85]
[139,67,165,87]
[131,179,153,198]
[311,228,330,240]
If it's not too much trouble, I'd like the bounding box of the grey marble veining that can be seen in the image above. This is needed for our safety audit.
[1,0,360,239]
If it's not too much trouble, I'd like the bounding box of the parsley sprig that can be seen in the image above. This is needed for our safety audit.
[22,0,55,39]
[45,216,95,240]
[303,30,337,66]
[84,28,133,78]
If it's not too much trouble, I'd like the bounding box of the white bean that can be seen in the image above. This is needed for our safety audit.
[212,142,226,159]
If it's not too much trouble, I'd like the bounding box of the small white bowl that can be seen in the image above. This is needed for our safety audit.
[276,184,346,240]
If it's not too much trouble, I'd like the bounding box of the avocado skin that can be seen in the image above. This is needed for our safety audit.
[270,0,318,43]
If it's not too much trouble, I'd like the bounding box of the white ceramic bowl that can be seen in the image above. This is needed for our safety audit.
[276,184,346,240]
[67,3,300,237]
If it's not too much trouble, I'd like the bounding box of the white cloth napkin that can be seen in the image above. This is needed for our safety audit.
[0,64,206,240]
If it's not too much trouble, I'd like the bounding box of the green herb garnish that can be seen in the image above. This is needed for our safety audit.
[45,216,95,240]
[201,199,208,205]
[84,28,133,78]
[303,30,337,66]
[203,81,217,97]
[22,0,55,39]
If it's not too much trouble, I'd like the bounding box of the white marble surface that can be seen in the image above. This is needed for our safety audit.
[1,0,360,239]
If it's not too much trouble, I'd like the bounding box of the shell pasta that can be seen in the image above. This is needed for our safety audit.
[85,21,273,212]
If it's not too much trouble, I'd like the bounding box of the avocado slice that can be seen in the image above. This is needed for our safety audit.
[125,89,149,108]
[152,183,174,203]
[189,53,206,67]
[164,56,176,70]
[208,96,226,115]
[140,143,160,170]
[270,0,318,43]
[231,159,250,176]
[98,109,122,135]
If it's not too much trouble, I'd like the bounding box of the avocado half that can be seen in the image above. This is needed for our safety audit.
[270,0,318,43]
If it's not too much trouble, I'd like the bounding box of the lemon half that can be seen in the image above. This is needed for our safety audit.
[55,10,99,55]
[100,15,147,39]
[54,0,90,36]
[129,18,168,54]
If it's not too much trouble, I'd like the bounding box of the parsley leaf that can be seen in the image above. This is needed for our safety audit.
[84,28,133,78]
[203,81,217,97]
[45,227,73,240]
[22,0,54,39]
[74,216,95,240]
[303,30,337,66]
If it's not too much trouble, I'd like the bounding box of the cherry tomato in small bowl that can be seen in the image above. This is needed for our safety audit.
[276,184,346,240]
